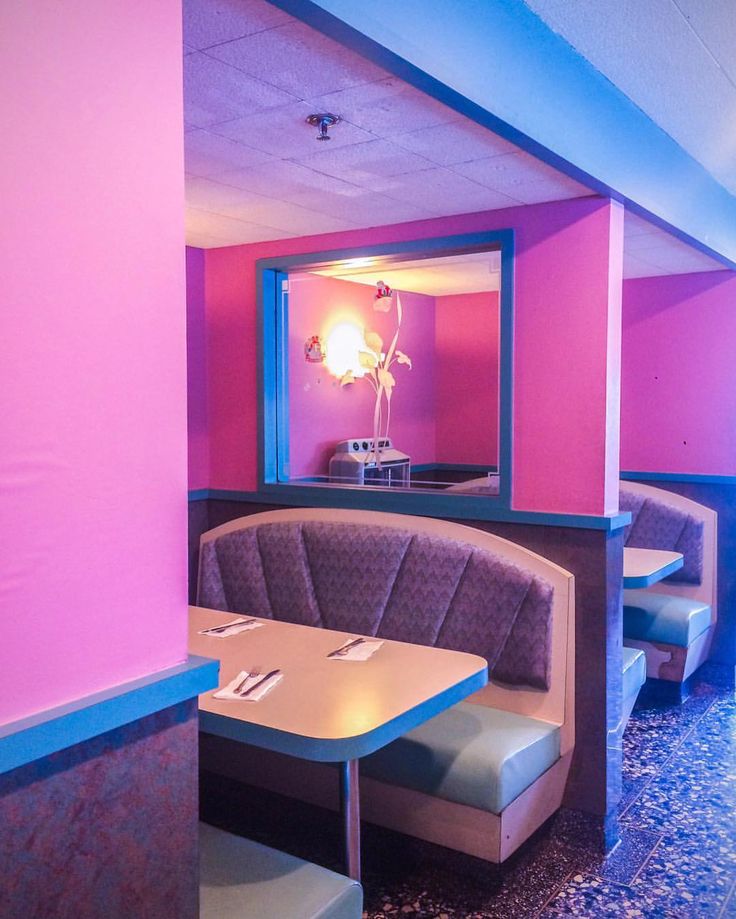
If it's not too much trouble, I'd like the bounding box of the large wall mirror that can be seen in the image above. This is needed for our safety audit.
[258,230,513,508]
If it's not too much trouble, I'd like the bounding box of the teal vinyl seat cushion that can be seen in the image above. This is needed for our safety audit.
[361,702,560,815]
[622,646,646,700]
[200,823,362,919]
[623,589,712,648]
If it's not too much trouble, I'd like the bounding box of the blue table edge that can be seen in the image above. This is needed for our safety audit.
[623,554,684,589]
[0,654,219,776]
[198,664,488,762]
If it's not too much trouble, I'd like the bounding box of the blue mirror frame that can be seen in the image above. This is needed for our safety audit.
[256,229,515,519]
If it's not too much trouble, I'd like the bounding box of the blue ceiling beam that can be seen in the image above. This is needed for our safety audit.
[269,0,736,269]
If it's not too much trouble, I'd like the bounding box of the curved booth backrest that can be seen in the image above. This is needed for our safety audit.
[619,481,717,612]
[198,509,575,753]
[445,475,500,496]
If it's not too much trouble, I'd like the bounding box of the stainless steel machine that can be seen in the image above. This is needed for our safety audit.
[328,437,411,487]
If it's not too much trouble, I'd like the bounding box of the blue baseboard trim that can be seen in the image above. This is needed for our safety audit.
[191,487,630,532]
[621,471,736,486]
[188,488,210,501]
[0,655,219,776]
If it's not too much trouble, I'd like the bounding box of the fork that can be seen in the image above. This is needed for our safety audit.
[233,665,261,694]
[328,637,366,658]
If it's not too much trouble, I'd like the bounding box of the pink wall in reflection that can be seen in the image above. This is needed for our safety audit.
[288,273,436,478]
[187,247,209,490]
[621,270,736,475]
[435,291,500,467]
[1,0,187,725]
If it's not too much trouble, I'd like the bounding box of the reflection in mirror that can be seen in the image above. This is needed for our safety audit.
[285,248,502,496]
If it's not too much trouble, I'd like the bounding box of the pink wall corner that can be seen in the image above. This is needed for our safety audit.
[435,291,500,467]
[604,200,624,515]
[0,0,188,725]
[201,196,619,514]
[621,270,736,475]
[288,273,436,478]
[511,196,622,515]
[187,247,209,490]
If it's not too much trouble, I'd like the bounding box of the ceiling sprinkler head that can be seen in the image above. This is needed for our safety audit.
[306,112,340,141]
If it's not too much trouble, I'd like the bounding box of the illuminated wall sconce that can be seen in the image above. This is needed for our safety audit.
[304,335,325,363]
[323,322,367,379]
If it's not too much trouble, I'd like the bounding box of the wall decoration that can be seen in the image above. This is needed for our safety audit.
[304,335,325,363]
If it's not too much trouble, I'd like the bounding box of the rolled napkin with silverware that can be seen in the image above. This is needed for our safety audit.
[327,637,383,661]
[198,617,263,638]
[213,669,283,701]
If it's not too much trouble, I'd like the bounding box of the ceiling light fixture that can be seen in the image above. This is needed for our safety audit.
[306,112,340,141]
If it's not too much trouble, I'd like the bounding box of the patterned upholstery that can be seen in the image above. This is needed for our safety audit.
[619,487,704,585]
[199,521,555,691]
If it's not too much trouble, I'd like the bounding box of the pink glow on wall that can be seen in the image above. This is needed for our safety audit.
[435,291,499,467]
[621,270,736,475]
[202,195,619,514]
[0,0,187,724]
[187,247,209,490]
[289,273,436,478]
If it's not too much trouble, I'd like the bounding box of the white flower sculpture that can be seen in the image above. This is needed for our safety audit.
[339,291,411,468]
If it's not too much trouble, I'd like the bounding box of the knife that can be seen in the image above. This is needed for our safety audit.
[238,669,281,697]
[201,618,255,634]
[328,637,366,658]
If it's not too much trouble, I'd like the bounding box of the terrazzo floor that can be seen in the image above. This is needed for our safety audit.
[200,662,736,918]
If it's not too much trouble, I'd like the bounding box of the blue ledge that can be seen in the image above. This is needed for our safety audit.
[199,666,487,762]
[621,471,736,486]
[0,655,219,776]
[189,487,631,533]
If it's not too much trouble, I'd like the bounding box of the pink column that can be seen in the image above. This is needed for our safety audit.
[0,0,188,724]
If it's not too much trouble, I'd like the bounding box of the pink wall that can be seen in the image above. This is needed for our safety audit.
[187,247,209,490]
[1,0,188,724]
[621,270,736,474]
[435,291,499,467]
[289,273,436,477]
[202,195,620,515]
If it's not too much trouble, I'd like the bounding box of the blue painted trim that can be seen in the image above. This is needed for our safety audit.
[623,555,684,590]
[199,665,487,762]
[0,655,219,776]
[257,229,515,514]
[268,0,736,268]
[189,488,209,502]
[276,272,290,482]
[202,486,631,532]
[621,471,736,486]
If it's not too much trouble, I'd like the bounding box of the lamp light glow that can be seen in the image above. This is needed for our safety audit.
[324,322,367,379]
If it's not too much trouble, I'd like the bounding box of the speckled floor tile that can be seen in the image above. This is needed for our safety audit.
[200,663,736,918]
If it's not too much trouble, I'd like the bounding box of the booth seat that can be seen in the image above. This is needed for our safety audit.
[197,509,575,863]
[200,822,362,919]
[619,482,718,685]
[621,646,647,731]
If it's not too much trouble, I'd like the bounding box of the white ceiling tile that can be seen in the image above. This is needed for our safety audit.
[185,129,274,176]
[210,101,375,157]
[183,0,290,51]
[377,168,520,215]
[186,206,295,243]
[452,152,589,202]
[623,253,671,278]
[184,52,297,127]
[218,159,364,202]
[674,0,736,85]
[186,175,350,234]
[623,211,661,239]
[205,20,386,98]
[392,120,520,166]
[292,139,434,188]
[309,78,458,137]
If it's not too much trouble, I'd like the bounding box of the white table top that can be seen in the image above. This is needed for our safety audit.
[623,547,684,589]
[189,606,488,762]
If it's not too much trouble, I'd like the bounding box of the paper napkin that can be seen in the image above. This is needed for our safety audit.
[213,670,283,701]
[328,638,384,661]
[198,618,263,638]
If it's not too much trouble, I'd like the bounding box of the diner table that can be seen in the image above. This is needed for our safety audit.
[189,606,488,881]
[622,547,683,589]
